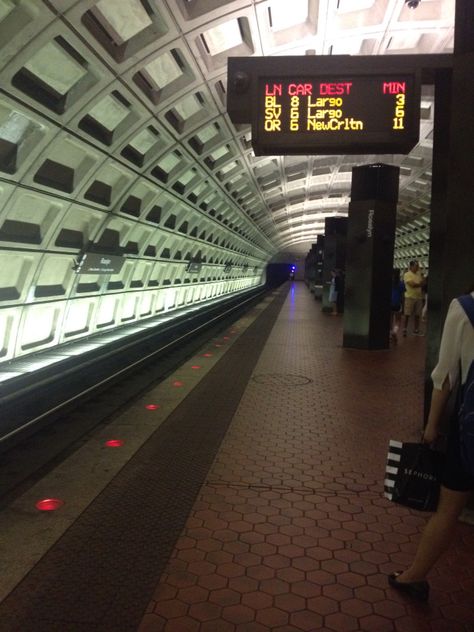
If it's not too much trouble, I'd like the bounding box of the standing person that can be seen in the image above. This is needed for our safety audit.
[328,269,339,315]
[422,276,429,322]
[390,268,405,343]
[388,286,474,601]
[403,261,426,336]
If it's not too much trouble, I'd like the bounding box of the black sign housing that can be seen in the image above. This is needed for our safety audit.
[227,56,426,156]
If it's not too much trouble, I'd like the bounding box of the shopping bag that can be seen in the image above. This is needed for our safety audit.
[384,440,442,512]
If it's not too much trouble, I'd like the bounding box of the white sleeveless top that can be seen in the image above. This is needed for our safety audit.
[431,292,474,390]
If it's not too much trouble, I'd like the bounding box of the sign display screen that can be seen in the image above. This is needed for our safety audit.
[253,74,419,155]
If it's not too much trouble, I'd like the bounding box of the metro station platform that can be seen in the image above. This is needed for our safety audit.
[0,282,473,632]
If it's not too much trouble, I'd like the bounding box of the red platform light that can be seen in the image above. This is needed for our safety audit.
[36,498,64,511]
[145,404,160,410]
[173,380,184,387]
[191,365,201,370]
[105,439,124,448]
[202,353,213,358]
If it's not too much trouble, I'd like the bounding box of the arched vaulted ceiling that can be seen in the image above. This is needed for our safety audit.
[0,0,455,363]
[1,0,455,251]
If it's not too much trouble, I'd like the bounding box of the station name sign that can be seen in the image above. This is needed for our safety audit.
[74,252,124,275]
[254,74,419,155]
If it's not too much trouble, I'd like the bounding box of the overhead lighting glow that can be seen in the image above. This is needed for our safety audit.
[202,19,243,55]
[142,51,183,90]
[24,41,87,96]
[94,0,152,43]
[336,0,375,13]
[268,0,308,31]
[387,32,421,50]
[89,94,130,132]
[0,0,15,22]
[174,94,203,120]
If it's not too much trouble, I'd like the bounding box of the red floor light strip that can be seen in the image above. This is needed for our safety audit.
[145,404,160,410]
[202,353,213,357]
[191,365,201,370]
[36,498,64,511]
[105,439,124,448]
[173,381,184,387]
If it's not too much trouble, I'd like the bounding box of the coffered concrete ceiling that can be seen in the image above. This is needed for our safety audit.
[0,0,454,363]
[0,0,454,261]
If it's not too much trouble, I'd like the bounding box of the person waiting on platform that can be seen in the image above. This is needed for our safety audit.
[389,284,474,601]
[329,269,341,315]
[403,261,426,336]
[422,276,429,322]
[390,268,405,343]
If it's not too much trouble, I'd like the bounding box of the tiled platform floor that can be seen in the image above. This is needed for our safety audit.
[1,283,473,632]
[139,283,474,632]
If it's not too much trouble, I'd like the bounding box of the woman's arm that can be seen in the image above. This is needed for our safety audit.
[424,299,464,444]
[423,377,451,444]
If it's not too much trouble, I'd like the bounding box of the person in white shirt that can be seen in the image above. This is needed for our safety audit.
[389,288,474,601]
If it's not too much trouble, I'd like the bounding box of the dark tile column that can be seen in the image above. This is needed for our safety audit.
[343,164,399,350]
[425,0,474,405]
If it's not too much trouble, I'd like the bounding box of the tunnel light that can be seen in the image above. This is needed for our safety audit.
[145,404,160,410]
[191,365,201,370]
[21,305,59,351]
[36,498,64,511]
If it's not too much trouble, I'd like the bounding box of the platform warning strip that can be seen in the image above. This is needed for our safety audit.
[0,288,289,632]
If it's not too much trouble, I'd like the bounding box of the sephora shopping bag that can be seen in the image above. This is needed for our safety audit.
[384,440,442,512]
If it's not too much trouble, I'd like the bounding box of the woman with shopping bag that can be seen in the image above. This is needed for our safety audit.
[388,285,474,601]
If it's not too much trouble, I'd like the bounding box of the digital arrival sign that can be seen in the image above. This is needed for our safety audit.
[253,74,420,155]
